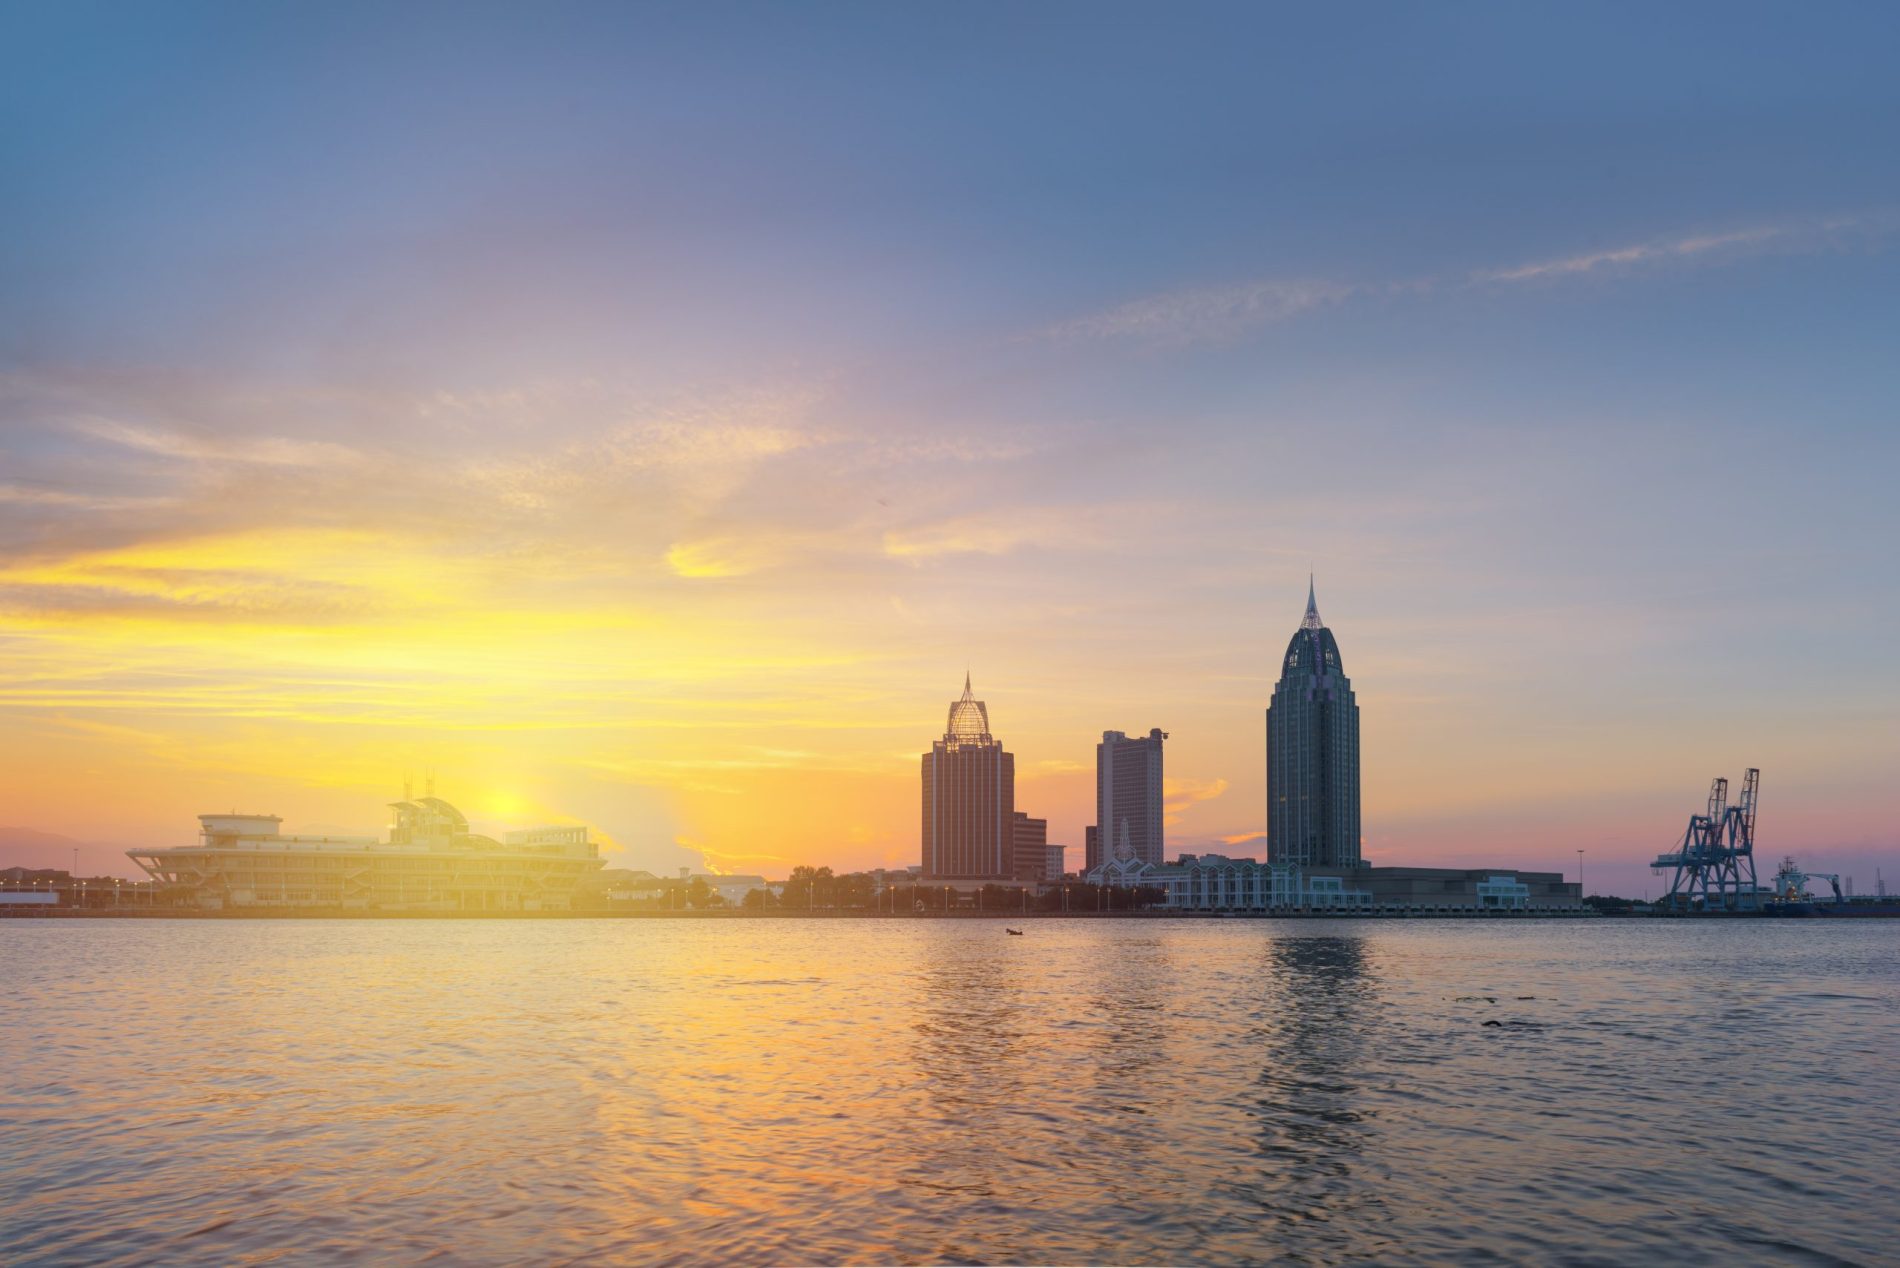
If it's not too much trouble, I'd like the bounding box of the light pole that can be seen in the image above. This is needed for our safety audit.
[1577,849,1585,903]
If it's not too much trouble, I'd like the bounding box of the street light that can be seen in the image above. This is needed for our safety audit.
[1577,849,1586,904]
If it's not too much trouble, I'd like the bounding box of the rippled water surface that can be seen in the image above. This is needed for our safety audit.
[3,918,1894,1265]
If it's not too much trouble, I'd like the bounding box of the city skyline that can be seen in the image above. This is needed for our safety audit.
[7,10,1898,1267]
[3,6,1898,900]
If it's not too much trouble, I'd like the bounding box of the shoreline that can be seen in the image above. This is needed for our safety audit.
[9,906,1612,921]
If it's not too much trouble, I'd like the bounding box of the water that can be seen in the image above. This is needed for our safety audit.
[2,918,1893,1266]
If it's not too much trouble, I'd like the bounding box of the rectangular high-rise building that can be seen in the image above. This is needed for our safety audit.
[1266,580,1361,868]
[921,675,1016,880]
[1011,811,1048,882]
[1091,728,1167,867]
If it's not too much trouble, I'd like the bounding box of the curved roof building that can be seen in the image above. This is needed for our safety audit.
[129,789,602,913]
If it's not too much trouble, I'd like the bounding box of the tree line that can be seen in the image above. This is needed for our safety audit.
[579,864,1167,914]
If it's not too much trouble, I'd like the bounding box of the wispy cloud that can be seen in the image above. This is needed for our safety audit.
[1042,278,1354,344]
[1162,776,1229,827]
[0,484,169,512]
[882,506,1111,562]
[1043,209,1897,345]
[69,417,362,468]
[1475,224,1789,284]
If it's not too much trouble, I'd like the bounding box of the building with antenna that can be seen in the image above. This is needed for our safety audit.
[1267,578,1362,869]
[921,674,1017,881]
[1088,728,1167,871]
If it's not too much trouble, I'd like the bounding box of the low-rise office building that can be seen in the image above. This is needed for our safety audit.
[1084,853,1580,913]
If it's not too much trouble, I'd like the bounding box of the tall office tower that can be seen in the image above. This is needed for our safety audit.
[1266,579,1361,868]
[1091,728,1167,868]
[1011,811,1048,882]
[1084,825,1100,873]
[921,674,1017,880]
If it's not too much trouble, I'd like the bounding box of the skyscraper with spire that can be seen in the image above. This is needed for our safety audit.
[1266,579,1362,869]
[921,674,1017,880]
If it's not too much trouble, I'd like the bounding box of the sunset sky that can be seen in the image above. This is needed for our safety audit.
[3,4,1897,896]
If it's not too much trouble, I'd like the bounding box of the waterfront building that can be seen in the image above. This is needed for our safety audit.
[1044,843,1068,880]
[1012,811,1049,882]
[921,674,1016,880]
[1081,854,1580,913]
[1267,579,1361,869]
[580,867,771,906]
[127,791,603,912]
[1089,727,1166,870]
[1347,866,1577,911]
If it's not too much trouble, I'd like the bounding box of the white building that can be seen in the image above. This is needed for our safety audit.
[1083,853,1578,913]
[129,794,602,913]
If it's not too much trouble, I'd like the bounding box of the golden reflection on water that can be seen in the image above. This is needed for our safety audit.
[1,918,1895,1265]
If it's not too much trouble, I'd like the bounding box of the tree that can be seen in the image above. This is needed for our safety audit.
[741,887,776,912]
[687,876,714,909]
[833,872,876,909]
[783,865,836,910]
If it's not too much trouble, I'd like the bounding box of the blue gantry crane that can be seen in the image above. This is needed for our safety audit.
[1652,767,1761,912]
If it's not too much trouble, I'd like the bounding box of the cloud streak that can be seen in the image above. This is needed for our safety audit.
[1043,209,1897,345]
[1041,279,1354,344]
[70,417,364,468]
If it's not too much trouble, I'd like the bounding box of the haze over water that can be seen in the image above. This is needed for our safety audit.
[4,919,1892,1266]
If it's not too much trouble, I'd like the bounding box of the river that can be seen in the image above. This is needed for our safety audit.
[2,918,1892,1265]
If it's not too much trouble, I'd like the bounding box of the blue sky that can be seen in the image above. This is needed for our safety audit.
[2,3,1897,895]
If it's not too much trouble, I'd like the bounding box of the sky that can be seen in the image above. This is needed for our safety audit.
[2,2,1897,897]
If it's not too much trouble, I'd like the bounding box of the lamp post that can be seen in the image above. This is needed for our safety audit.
[1577,849,1586,904]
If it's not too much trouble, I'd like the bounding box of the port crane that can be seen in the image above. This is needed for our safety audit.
[1652,768,1761,912]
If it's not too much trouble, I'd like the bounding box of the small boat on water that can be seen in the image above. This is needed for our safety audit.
[1006,928,1024,935]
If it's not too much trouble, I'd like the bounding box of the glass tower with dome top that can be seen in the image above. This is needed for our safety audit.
[921,674,1017,880]
[1266,580,1362,869]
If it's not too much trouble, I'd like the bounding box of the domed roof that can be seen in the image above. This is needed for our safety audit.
[945,672,992,743]
[1280,579,1345,678]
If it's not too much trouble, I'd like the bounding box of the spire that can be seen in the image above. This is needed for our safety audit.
[946,670,992,743]
[1302,574,1324,630]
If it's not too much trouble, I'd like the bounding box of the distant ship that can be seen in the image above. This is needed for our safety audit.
[1761,855,1900,917]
